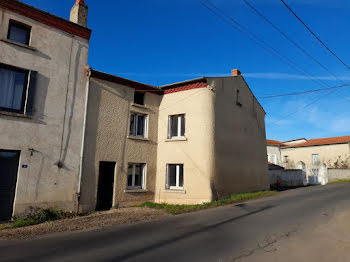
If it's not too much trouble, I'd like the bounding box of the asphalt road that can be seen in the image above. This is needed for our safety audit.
[1,183,350,262]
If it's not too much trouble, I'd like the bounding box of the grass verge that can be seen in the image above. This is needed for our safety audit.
[137,191,277,215]
[0,208,74,230]
[328,179,350,184]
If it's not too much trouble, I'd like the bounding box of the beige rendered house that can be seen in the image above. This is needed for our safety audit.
[0,0,91,220]
[266,136,350,183]
[80,69,269,212]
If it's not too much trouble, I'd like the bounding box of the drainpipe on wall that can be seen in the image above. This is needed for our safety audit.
[77,67,91,213]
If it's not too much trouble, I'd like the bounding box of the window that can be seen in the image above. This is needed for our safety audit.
[168,114,185,138]
[268,154,277,164]
[0,64,37,114]
[127,163,146,189]
[283,155,289,163]
[236,89,242,107]
[312,154,320,165]
[134,91,145,105]
[129,113,147,137]
[166,164,184,190]
[7,20,31,45]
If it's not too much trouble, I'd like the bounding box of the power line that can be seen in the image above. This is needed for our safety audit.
[199,0,330,88]
[257,82,350,99]
[272,89,336,124]
[242,0,344,84]
[280,0,350,71]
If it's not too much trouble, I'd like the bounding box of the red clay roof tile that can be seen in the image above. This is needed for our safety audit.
[283,135,350,148]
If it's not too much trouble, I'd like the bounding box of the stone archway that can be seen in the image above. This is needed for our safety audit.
[296,161,307,185]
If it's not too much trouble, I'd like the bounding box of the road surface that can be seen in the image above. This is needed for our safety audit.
[1,183,350,262]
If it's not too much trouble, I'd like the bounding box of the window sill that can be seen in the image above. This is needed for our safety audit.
[0,38,37,51]
[161,189,186,194]
[0,110,31,119]
[127,136,149,141]
[124,189,148,193]
[131,103,149,109]
[165,137,187,142]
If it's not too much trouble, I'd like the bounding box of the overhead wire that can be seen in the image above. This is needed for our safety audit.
[280,0,350,71]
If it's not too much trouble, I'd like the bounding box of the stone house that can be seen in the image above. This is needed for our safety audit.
[79,69,269,211]
[1,0,269,218]
[0,0,91,220]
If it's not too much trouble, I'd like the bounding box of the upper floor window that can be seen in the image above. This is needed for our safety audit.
[0,63,37,115]
[134,91,144,105]
[168,114,185,139]
[283,155,289,163]
[129,113,148,138]
[7,20,31,45]
[166,164,184,190]
[127,163,146,190]
[312,154,320,165]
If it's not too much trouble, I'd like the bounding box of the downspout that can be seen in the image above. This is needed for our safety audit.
[77,68,91,213]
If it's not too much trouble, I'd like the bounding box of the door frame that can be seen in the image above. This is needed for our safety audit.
[95,161,117,211]
[0,149,21,221]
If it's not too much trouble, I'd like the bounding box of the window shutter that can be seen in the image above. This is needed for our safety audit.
[26,70,38,115]
[167,116,171,139]
[165,164,169,189]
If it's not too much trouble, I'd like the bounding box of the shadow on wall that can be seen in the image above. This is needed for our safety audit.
[60,43,87,165]
[79,82,100,213]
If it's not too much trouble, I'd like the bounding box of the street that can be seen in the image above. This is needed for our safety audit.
[1,183,350,262]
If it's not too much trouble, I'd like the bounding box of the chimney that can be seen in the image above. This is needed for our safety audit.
[70,0,88,27]
[231,69,241,76]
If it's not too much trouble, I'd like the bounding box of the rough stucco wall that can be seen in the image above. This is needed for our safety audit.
[210,76,269,198]
[267,145,282,166]
[80,78,161,213]
[155,87,215,204]
[281,144,350,180]
[327,169,350,182]
[0,9,89,215]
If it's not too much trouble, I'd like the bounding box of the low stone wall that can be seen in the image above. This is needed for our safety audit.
[328,169,350,182]
[270,169,306,187]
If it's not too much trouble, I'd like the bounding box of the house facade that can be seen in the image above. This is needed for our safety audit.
[1,0,269,218]
[0,0,91,220]
[80,69,269,211]
[266,136,350,183]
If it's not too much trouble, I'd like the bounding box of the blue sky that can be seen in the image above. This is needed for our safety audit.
[22,0,350,141]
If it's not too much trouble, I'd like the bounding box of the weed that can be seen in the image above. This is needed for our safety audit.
[137,191,277,215]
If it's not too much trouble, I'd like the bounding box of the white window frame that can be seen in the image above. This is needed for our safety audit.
[129,113,148,138]
[127,163,146,190]
[312,154,320,165]
[168,114,185,139]
[166,164,184,190]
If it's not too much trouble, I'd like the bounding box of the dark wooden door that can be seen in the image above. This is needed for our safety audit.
[0,150,20,221]
[96,162,116,211]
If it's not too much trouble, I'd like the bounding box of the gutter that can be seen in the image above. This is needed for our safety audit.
[77,68,91,213]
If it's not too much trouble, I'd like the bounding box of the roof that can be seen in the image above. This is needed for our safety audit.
[283,138,307,143]
[160,78,208,94]
[0,0,91,40]
[89,69,163,95]
[266,139,286,146]
[283,135,350,148]
[268,162,284,170]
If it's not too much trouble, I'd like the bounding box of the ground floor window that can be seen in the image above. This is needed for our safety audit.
[166,164,184,189]
[127,163,146,189]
